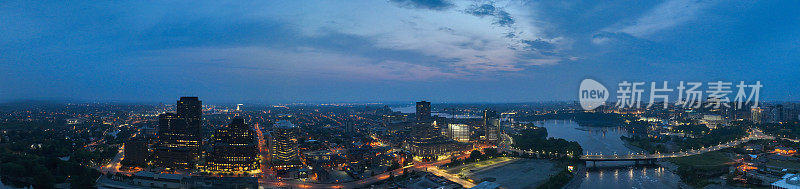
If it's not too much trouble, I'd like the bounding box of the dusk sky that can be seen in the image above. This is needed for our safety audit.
[2,0,799,104]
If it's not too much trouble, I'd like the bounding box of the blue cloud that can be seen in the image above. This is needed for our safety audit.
[522,39,556,55]
[465,4,496,16]
[389,0,454,10]
[494,10,515,27]
[464,3,515,27]
[1,0,800,102]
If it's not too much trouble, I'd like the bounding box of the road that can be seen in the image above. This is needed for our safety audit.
[100,145,125,174]
[416,156,477,188]
[100,127,143,175]
[253,122,275,181]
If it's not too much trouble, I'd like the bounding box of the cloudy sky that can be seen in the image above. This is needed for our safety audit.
[1,0,799,103]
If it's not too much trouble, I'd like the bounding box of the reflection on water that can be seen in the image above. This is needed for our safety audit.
[534,120,683,189]
[582,166,679,189]
[533,120,645,156]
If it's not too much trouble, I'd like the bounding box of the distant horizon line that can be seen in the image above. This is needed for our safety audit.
[2,98,799,106]
[0,98,575,105]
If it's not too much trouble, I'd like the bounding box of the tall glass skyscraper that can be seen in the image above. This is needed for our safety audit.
[483,109,500,143]
[270,120,301,169]
[177,97,202,140]
[416,101,431,122]
[153,97,203,170]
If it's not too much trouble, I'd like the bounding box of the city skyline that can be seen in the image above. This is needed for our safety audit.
[1,95,799,188]
[2,1,800,103]
[2,1,800,188]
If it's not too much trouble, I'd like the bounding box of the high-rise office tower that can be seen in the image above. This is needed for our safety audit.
[411,121,438,142]
[207,117,259,173]
[157,112,182,142]
[177,97,202,138]
[270,120,301,169]
[153,113,193,169]
[751,107,763,124]
[483,109,500,143]
[153,97,203,170]
[482,109,497,127]
[416,101,431,122]
[177,97,202,157]
[776,104,786,122]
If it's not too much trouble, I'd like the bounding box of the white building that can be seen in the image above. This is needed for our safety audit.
[772,174,800,189]
[701,114,724,129]
[448,124,470,142]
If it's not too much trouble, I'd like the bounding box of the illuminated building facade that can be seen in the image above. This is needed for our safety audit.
[751,107,763,124]
[774,147,797,156]
[302,150,336,167]
[153,97,202,170]
[206,117,259,173]
[404,101,472,158]
[448,124,469,142]
[270,120,302,169]
[483,109,500,143]
[406,121,472,158]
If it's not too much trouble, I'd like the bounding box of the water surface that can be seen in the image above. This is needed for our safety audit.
[534,120,683,189]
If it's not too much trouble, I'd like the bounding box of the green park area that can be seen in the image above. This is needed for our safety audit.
[668,151,733,187]
[767,159,800,170]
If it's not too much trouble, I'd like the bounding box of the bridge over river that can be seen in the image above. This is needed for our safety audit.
[580,128,773,162]
[500,128,774,163]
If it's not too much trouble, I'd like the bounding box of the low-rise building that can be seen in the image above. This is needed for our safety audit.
[771,174,800,189]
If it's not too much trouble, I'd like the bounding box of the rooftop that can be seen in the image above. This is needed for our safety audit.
[772,174,800,189]
[133,171,184,181]
[275,120,296,129]
[472,181,501,189]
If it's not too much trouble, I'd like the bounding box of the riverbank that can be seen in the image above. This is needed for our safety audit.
[667,151,733,188]
[622,138,650,154]
[562,164,585,189]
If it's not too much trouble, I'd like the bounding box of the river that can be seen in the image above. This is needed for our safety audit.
[391,106,685,188]
[533,120,683,189]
